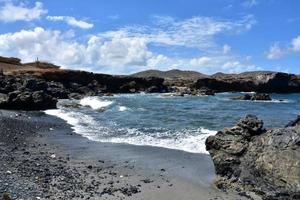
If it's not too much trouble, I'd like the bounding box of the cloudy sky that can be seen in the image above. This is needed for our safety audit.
[0,0,299,74]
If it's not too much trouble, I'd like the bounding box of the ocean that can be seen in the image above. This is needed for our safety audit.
[45,93,300,154]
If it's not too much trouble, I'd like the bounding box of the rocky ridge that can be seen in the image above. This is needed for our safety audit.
[0,70,167,110]
[194,71,300,93]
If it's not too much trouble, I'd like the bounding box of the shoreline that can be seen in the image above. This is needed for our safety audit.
[0,110,247,199]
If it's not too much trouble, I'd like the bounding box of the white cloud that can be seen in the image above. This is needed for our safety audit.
[0,27,86,67]
[267,35,300,60]
[223,44,231,54]
[242,0,258,8]
[118,15,256,50]
[267,44,284,60]
[190,57,213,67]
[99,37,151,67]
[47,16,94,29]
[0,1,47,22]
[292,36,300,52]
[0,15,258,74]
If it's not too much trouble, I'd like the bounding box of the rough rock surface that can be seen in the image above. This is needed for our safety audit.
[194,72,300,93]
[206,115,300,199]
[285,115,300,127]
[231,93,272,101]
[0,91,57,110]
[0,70,167,110]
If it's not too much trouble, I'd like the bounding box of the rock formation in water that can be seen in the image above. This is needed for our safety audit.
[206,115,300,199]
[230,93,272,101]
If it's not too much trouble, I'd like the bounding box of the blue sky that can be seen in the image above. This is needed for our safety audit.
[0,0,299,74]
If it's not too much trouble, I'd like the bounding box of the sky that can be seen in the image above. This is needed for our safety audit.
[0,0,299,75]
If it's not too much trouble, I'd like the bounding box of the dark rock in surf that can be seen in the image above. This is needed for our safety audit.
[285,115,300,127]
[198,89,215,96]
[231,93,272,101]
[206,115,300,199]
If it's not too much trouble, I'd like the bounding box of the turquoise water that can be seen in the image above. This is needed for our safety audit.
[46,93,300,154]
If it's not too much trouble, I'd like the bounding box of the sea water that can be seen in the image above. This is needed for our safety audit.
[45,93,300,154]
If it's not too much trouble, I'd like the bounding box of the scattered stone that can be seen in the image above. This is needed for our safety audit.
[2,193,11,200]
[87,165,93,170]
[140,179,153,183]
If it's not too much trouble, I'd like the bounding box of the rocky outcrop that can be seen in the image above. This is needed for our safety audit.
[206,115,300,199]
[0,91,57,110]
[0,68,169,110]
[194,72,300,93]
[231,93,272,101]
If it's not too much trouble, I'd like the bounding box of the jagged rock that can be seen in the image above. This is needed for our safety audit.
[285,115,300,127]
[231,93,272,101]
[206,115,300,199]
[250,93,271,101]
[0,90,57,110]
[24,78,48,91]
[194,72,300,93]
[198,89,215,96]
[68,93,83,100]
[46,82,69,99]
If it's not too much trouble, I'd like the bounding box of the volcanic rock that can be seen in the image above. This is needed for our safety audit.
[206,115,300,199]
[231,93,272,101]
[0,90,57,110]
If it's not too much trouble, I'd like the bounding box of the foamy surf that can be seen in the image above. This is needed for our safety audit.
[100,127,217,154]
[45,107,217,154]
[79,97,113,110]
[118,106,128,111]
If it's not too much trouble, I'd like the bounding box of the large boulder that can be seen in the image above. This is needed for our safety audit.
[0,90,57,110]
[206,115,300,199]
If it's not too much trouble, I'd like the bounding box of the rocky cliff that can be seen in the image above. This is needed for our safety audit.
[194,72,300,93]
[206,115,300,199]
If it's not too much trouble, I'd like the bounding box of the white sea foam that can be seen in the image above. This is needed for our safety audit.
[118,106,128,111]
[100,127,217,154]
[45,108,218,154]
[45,109,79,126]
[45,108,111,142]
[270,99,293,103]
[79,97,113,110]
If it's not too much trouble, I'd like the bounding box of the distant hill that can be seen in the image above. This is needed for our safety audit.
[131,69,208,80]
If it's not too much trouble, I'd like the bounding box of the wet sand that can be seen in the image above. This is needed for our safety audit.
[0,110,247,199]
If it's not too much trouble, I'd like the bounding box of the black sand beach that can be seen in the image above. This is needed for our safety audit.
[0,110,247,200]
